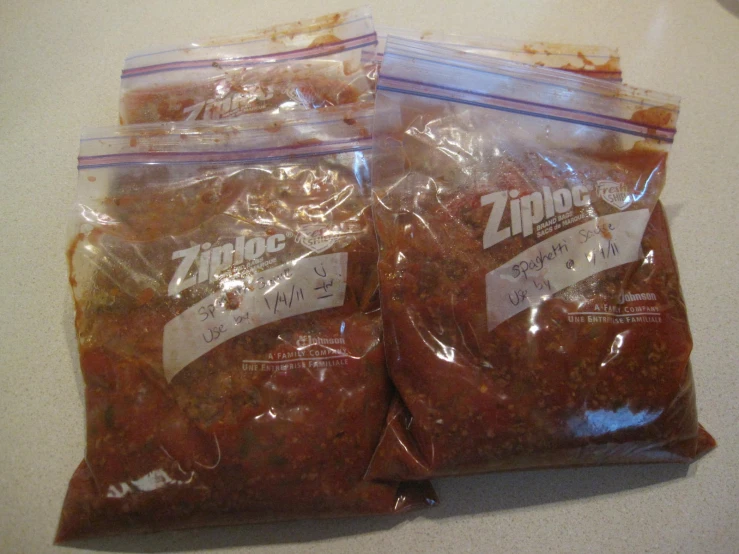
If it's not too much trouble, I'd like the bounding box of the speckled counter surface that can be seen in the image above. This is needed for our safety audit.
[1,1,737,552]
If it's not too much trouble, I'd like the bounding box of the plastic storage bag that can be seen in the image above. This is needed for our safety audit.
[57,104,436,541]
[120,7,377,124]
[366,37,715,480]
[364,27,621,81]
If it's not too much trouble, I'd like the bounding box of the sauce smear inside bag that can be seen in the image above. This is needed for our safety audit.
[366,37,715,480]
[120,7,376,124]
[57,105,436,542]
[364,27,622,82]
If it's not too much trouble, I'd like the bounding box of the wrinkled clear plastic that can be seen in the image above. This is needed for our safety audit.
[364,27,621,82]
[120,7,377,124]
[57,105,436,542]
[366,38,714,481]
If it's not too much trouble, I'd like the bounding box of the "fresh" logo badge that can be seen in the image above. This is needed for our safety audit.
[296,224,337,253]
[597,180,633,211]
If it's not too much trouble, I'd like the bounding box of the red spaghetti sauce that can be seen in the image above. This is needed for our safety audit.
[121,70,363,124]
[57,116,436,541]
[118,8,375,124]
[366,37,714,481]
[367,120,714,481]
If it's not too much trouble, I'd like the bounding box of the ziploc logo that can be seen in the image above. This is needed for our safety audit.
[482,184,592,249]
[597,180,633,211]
[296,224,337,253]
[182,84,274,121]
[168,234,286,297]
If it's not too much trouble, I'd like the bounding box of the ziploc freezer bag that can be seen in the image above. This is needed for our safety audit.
[120,7,377,124]
[366,37,714,480]
[57,104,436,541]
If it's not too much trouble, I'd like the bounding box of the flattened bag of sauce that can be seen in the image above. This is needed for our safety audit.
[366,37,715,481]
[120,7,376,124]
[57,105,436,542]
[364,27,621,82]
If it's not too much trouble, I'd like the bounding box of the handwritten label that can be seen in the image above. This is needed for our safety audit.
[485,210,650,331]
[163,252,348,382]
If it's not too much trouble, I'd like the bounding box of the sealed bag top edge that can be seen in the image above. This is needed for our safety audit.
[79,103,374,168]
[379,36,678,141]
[123,6,375,77]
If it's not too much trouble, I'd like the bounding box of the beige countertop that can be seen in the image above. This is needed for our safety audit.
[1,1,737,552]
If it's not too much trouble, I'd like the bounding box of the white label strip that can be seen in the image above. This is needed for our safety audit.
[163,252,348,381]
[486,209,650,331]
